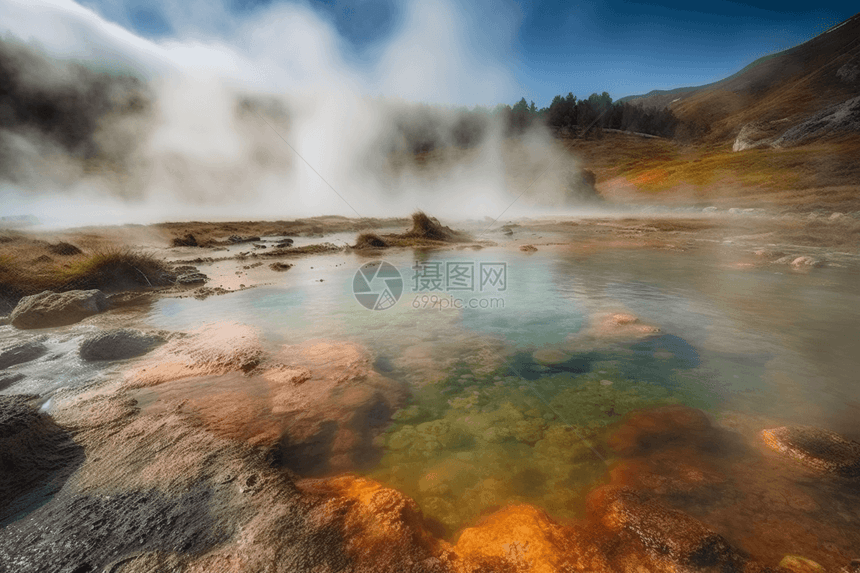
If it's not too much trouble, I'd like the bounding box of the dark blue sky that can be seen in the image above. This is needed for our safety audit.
[87,0,857,107]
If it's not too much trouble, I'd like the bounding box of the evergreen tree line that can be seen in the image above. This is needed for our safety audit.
[390,91,688,155]
[510,91,681,138]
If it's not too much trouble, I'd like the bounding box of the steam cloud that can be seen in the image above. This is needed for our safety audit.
[0,0,591,227]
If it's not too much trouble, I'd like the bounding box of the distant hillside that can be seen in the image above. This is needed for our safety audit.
[621,12,860,144]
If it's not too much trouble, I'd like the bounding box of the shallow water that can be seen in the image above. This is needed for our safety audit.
[136,243,860,532]
[4,241,860,539]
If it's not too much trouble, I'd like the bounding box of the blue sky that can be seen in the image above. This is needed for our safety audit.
[80,0,857,107]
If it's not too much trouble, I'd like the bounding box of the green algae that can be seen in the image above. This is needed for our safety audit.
[366,358,683,535]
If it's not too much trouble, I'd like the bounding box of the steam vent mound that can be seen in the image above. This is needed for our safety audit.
[353,212,470,249]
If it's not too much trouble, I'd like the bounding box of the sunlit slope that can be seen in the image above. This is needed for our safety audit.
[626,13,860,144]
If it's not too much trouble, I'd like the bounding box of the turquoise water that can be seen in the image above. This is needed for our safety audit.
[140,244,860,532]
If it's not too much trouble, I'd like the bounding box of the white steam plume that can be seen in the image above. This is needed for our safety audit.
[0,0,590,227]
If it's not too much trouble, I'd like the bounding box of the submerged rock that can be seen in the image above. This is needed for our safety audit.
[587,486,747,571]
[0,340,47,369]
[10,289,109,329]
[761,426,860,477]
[532,348,572,366]
[568,311,660,347]
[79,329,166,361]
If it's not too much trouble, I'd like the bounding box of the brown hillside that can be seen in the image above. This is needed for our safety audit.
[630,13,860,143]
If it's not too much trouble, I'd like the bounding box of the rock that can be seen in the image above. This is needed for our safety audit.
[127,331,407,475]
[78,329,165,361]
[779,555,826,573]
[587,486,746,571]
[274,238,294,248]
[454,504,610,573]
[571,312,660,344]
[269,262,293,271]
[10,290,109,329]
[761,426,860,477]
[775,96,860,146]
[733,121,784,151]
[520,244,538,252]
[0,340,47,369]
[125,323,265,387]
[791,256,824,268]
[176,271,208,285]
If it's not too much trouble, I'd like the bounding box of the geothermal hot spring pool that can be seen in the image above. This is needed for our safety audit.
[3,242,860,550]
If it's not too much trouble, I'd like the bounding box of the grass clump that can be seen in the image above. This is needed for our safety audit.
[47,242,83,256]
[54,248,174,291]
[352,212,471,249]
[0,247,174,312]
[353,233,389,249]
[404,211,462,242]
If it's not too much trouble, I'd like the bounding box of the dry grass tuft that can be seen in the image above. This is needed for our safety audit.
[353,233,388,249]
[351,212,471,250]
[54,248,174,291]
[0,245,174,312]
[404,211,459,241]
[47,242,83,256]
